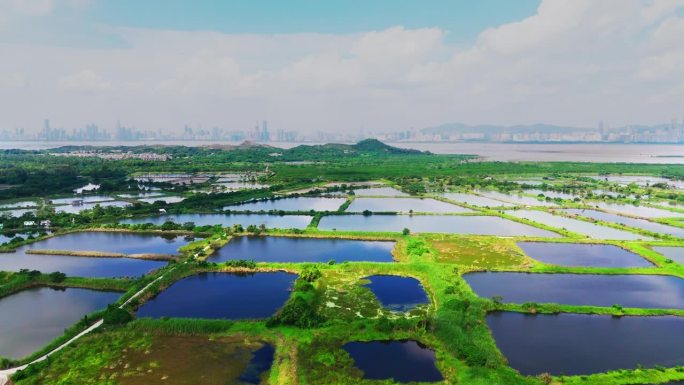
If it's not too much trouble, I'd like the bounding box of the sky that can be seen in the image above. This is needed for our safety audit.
[0,0,683,134]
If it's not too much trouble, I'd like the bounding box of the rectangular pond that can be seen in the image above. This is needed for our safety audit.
[525,189,577,200]
[137,195,186,204]
[137,272,296,319]
[216,182,269,190]
[592,202,679,218]
[49,195,113,205]
[564,209,684,238]
[15,231,190,255]
[464,272,684,309]
[506,210,648,240]
[353,187,409,197]
[0,200,37,209]
[212,236,395,263]
[117,192,165,199]
[441,193,516,207]
[0,287,120,359]
[318,215,560,237]
[477,191,558,207]
[122,213,313,229]
[55,200,131,213]
[591,175,670,186]
[517,242,653,267]
[0,209,36,218]
[487,312,684,375]
[0,232,187,277]
[343,340,443,383]
[347,198,472,213]
[653,246,684,265]
[225,197,345,212]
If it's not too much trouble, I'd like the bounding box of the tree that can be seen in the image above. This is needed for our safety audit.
[48,271,66,283]
[161,220,179,231]
[103,305,133,325]
[300,266,322,282]
[402,228,410,236]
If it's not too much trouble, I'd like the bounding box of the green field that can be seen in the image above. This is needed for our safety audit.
[1,141,684,384]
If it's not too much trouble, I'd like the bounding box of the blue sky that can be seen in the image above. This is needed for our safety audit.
[89,0,540,41]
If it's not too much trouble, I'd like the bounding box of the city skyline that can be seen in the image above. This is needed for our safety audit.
[3,117,684,144]
[1,1,684,133]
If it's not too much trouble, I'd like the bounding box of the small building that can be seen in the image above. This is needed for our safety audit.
[40,220,51,228]
[159,208,167,213]
[23,221,35,227]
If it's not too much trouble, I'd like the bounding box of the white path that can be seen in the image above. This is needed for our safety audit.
[0,263,179,385]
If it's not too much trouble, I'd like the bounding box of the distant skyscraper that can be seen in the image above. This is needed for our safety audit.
[261,120,269,141]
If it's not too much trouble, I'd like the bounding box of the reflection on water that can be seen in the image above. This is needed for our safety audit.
[122,213,313,229]
[465,272,684,309]
[137,272,296,319]
[343,340,443,382]
[487,312,684,375]
[212,236,395,263]
[517,242,653,267]
[318,214,560,237]
[0,287,120,359]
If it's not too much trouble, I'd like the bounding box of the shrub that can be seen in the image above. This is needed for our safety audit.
[48,271,66,283]
[300,266,322,282]
[102,305,133,325]
[267,296,322,328]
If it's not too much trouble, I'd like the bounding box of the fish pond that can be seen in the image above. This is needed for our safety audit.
[487,312,684,375]
[137,195,186,204]
[347,197,471,213]
[506,210,648,240]
[122,213,313,229]
[0,208,36,218]
[49,195,113,205]
[464,272,684,309]
[343,340,443,383]
[517,241,653,267]
[564,209,684,238]
[137,272,296,319]
[653,246,684,265]
[477,191,558,207]
[353,187,409,197]
[317,214,559,237]
[363,275,429,311]
[0,200,37,209]
[0,287,120,359]
[225,197,345,212]
[211,236,395,263]
[592,202,678,218]
[13,231,191,255]
[441,193,515,207]
[0,232,187,277]
[525,189,578,199]
[55,200,131,213]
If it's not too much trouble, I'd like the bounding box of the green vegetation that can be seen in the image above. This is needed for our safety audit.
[2,141,684,385]
[429,235,530,268]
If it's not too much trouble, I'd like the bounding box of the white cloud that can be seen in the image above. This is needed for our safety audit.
[0,0,683,132]
[0,72,27,88]
[59,69,112,91]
